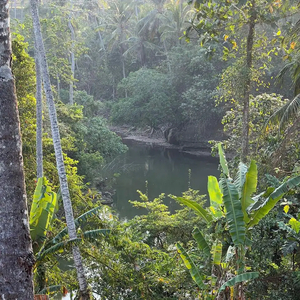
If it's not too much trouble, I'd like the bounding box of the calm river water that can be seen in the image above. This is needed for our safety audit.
[112,142,219,220]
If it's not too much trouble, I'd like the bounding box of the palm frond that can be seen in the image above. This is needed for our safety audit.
[51,206,103,244]
[80,229,110,241]
[266,94,300,133]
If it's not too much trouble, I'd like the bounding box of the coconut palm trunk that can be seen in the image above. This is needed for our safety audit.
[30,0,90,298]
[35,49,43,179]
[0,0,34,298]
[68,16,75,105]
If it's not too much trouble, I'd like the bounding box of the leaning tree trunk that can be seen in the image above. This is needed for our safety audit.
[30,0,90,298]
[241,0,256,162]
[35,48,43,179]
[0,0,34,298]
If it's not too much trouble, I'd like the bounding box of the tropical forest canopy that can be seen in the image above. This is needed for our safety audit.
[6,0,300,299]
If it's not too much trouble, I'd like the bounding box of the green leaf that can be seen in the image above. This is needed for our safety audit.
[30,177,58,254]
[234,162,248,198]
[52,206,103,243]
[278,221,297,235]
[81,229,110,240]
[208,176,223,219]
[219,272,259,292]
[193,227,210,257]
[208,176,223,205]
[176,243,206,289]
[37,238,81,262]
[289,218,300,234]
[218,143,229,177]
[212,242,222,265]
[175,197,213,224]
[220,178,246,245]
[248,176,300,228]
[241,160,257,221]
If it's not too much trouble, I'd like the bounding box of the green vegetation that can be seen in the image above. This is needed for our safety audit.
[6,0,300,298]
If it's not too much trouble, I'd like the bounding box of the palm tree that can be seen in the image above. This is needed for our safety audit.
[106,0,134,79]
[264,20,300,161]
[0,0,34,297]
[30,0,90,298]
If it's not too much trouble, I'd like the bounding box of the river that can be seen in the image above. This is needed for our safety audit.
[111,142,219,220]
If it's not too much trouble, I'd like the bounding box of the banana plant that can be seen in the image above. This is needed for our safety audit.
[30,177,58,254]
[175,143,300,298]
[30,178,110,295]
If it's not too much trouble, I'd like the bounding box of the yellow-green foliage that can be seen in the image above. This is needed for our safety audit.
[30,177,58,254]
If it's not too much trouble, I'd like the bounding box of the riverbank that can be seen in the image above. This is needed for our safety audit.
[110,126,215,158]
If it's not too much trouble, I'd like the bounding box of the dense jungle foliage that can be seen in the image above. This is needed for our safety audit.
[9,0,300,299]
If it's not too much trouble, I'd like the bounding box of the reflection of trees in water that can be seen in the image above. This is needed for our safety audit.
[101,154,140,178]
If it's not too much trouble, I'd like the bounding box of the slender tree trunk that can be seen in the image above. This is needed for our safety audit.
[30,0,90,298]
[68,16,75,105]
[56,72,60,100]
[121,58,127,97]
[241,0,256,162]
[0,0,34,298]
[35,49,43,179]
[14,0,16,18]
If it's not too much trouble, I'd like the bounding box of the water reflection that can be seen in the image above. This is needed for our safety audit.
[112,143,219,220]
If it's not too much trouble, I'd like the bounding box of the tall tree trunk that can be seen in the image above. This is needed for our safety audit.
[121,58,127,98]
[68,16,75,105]
[30,0,90,298]
[0,0,34,298]
[56,72,60,100]
[35,49,43,179]
[241,0,256,162]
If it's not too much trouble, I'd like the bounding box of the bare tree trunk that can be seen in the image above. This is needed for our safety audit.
[35,49,43,178]
[122,58,127,98]
[241,0,256,162]
[56,72,60,100]
[14,0,16,18]
[0,0,34,298]
[30,0,90,298]
[68,17,75,105]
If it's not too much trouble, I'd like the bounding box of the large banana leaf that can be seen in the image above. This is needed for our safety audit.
[219,272,259,292]
[175,197,213,224]
[212,242,222,265]
[248,176,300,228]
[218,143,229,177]
[234,162,248,198]
[193,227,210,257]
[220,178,246,245]
[208,176,223,219]
[241,160,257,222]
[176,243,206,289]
[30,177,58,253]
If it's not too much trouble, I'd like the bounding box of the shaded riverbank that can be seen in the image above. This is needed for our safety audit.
[111,126,214,158]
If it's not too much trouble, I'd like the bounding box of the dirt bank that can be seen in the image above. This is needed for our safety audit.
[110,126,215,158]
